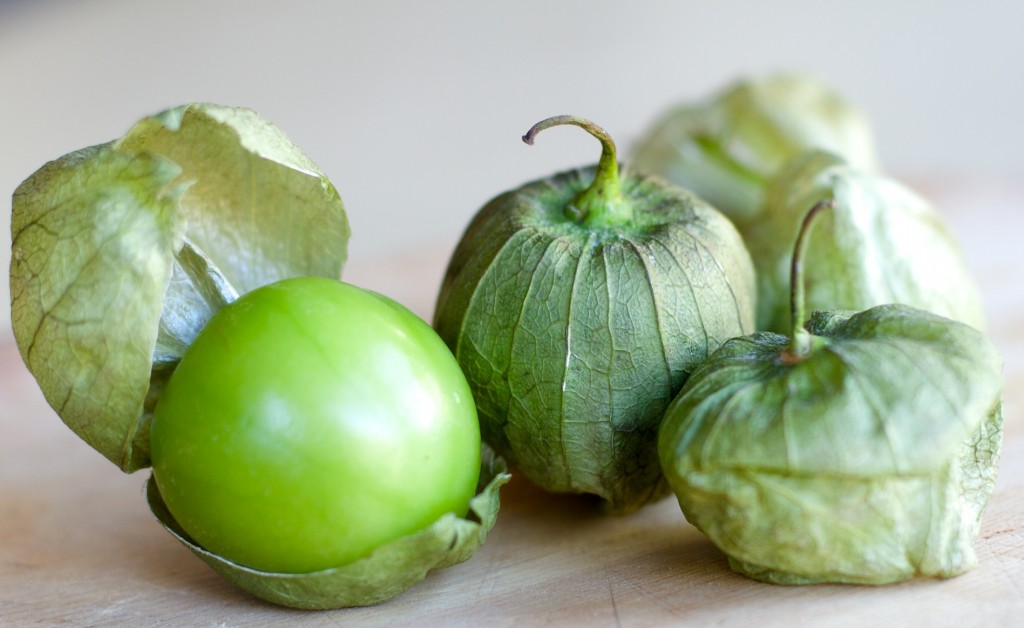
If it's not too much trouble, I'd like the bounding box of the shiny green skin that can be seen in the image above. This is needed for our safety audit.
[435,167,756,513]
[659,305,1004,584]
[151,277,481,574]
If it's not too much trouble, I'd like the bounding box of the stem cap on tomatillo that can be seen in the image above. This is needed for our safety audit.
[523,115,632,228]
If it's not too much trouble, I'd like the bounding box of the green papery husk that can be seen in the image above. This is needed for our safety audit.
[658,305,1004,585]
[435,165,756,514]
[146,450,510,609]
[10,103,349,472]
[632,73,878,226]
[746,151,986,333]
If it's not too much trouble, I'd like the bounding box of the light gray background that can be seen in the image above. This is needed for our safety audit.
[2,0,1021,339]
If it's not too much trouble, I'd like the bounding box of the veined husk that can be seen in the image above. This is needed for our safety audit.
[10,103,349,471]
[148,449,510,609]
[746,150,986,332]
[658,305,1004,584]
[435,166,756,513]
[632,73,877,226]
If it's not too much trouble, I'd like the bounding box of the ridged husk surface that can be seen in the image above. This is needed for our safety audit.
[746,151,986,333]
[632,73,878,226]
[659,305,1004,584]
[435,166,756,513]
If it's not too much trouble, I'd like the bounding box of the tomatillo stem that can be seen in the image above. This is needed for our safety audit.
[523,115,632,227]
[789,199,835,358]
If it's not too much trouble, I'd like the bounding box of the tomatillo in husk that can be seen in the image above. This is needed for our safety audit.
[658,202,1003,584]
[632,73,878,227]
[148,277,509,608]
[746,150,986,333]
[434,116,756,514]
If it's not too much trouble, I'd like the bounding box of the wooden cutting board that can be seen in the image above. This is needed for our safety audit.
[2,182,1022,626]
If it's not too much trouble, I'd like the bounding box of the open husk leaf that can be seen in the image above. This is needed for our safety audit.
[10,103,349,471]
[147,451,510,609]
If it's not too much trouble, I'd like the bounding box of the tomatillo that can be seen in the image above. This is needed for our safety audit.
[150,276,482,575]
[434,116,755,514]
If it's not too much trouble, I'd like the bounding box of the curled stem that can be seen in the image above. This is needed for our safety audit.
[523,115,631,227]
[789,199,836,358]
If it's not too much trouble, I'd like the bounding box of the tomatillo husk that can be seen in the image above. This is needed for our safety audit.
[434,116,756,514]
[147,450,510,609]
[658,202,1004,584]
[10,103,349,471]
[747,150,986,333]
[632,73,878,226]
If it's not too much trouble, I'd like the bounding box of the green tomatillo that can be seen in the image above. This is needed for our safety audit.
[658,202,1004,585]
[434,115,756,514]
[10,105,509,609]
[148,276,508,608]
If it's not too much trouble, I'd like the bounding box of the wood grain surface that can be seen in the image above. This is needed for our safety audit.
[2,182,1022,626]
